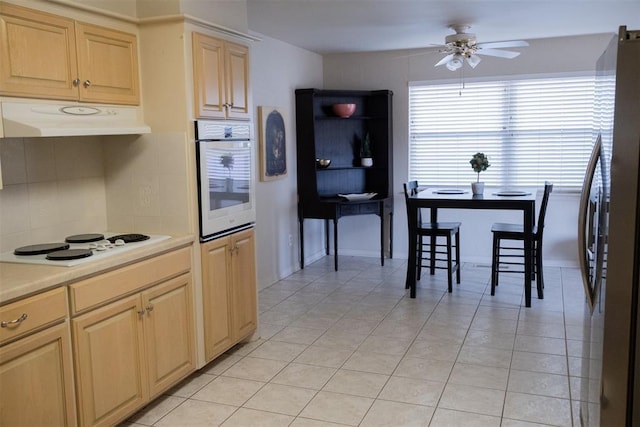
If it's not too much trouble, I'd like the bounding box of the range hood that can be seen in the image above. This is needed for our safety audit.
[0,101,151,137]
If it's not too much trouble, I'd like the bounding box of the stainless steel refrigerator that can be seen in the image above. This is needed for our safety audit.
[578,26,640,426]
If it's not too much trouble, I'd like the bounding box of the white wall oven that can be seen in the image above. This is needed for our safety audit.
[195,120,256,241]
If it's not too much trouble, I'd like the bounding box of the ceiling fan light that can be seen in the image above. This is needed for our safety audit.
[466,54,481,68]
[446,54,463,71]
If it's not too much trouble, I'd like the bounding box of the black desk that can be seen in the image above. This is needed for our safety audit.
[298,197,393,271]
[406,189,540,307]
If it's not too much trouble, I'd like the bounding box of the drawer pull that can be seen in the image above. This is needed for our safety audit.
[146,304,154,312]
[1,313,28,328]
[137,309,146,316]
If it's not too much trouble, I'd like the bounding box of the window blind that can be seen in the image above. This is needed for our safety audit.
[409,76,596,190]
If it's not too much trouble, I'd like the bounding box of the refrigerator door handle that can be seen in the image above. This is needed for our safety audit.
[578,135,602,312]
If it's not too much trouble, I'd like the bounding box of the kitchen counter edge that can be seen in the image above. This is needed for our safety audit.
[0,235,196,305]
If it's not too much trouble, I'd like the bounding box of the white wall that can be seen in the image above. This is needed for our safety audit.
[320,33,615,267]
[249,34,323,289]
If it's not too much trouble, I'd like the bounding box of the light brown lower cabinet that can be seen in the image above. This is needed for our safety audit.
[2,245,196,426]
[0,320,77,426]
[72,273,194,427]
[201,228,257,362]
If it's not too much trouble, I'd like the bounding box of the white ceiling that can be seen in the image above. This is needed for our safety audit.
[246,0,640,54]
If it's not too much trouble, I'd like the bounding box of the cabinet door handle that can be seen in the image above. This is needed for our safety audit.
[1,313,28,328]
[146,304,154,312]
[83,80,91,88]
[72,78,80,87]
[137,309,146,316]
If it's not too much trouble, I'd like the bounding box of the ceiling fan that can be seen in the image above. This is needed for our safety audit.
[435,25,529,71]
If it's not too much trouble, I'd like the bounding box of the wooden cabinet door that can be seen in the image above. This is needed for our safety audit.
[0,3,78,100]
[225,41,250,120]
[75,22,140,105]
[0,321,77,427]
[192,32,226,119]
[200,236,233,362]
[73,295,147,427]
[142,274,195,398]
[230,229,257,340]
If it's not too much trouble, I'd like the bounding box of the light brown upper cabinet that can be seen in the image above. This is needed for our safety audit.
[0,3,140,105]
[192,32,250,120]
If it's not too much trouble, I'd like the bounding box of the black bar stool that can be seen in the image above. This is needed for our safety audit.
[403,181,461,292]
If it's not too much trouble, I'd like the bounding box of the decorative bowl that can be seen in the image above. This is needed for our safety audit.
[332,103,356,118]
[316,159,331,168]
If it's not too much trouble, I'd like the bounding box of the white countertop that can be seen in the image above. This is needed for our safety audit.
[0,234,196,305]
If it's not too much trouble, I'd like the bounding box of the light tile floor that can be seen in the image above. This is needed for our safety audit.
[124,256,589,426]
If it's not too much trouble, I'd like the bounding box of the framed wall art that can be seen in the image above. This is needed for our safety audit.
[258,106,287,181]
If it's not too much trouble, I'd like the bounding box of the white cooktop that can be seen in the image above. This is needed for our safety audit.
[0,233,171,267]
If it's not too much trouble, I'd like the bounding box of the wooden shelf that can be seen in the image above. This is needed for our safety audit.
[316,166,381,171]
[314,115,382,120]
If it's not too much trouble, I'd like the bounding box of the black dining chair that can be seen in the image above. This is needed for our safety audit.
[403,181,461,292]
[490,181,553,298]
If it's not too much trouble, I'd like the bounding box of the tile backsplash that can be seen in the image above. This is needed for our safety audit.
[0,136,107,252]
[0,131,194,254]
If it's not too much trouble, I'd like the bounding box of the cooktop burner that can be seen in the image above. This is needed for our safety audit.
[1,233,171,267]
[14,243,70,255]
[107,233,150,244]
[65,233,105,243]
[46,249,94,260]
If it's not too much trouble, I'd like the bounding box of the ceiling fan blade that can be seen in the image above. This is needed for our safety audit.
[393,43,449,59]
[476,40,529,49]
[476,48,521,59]
[434,53,454,67]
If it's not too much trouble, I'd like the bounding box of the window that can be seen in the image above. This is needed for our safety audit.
[409,75,596,190]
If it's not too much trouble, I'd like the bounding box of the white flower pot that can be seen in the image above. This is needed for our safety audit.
[471,182,484,195]
[361,157,373,167]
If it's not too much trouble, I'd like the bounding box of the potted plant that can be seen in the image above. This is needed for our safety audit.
[469,152,490,195]
[361,133,373,167]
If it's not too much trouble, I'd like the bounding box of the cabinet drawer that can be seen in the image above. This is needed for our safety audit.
[69,247,192,315]
[340,201,380,216]
[359,202,380,214]
[0,287,67,345]
[340,204,361,215]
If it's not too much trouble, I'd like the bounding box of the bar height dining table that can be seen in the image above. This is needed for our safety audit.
[405,188,541,307]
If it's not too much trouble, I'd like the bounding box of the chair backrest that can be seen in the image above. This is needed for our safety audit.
[537,181,553,233]
[403,181,423,224]
[403,180,420,200]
